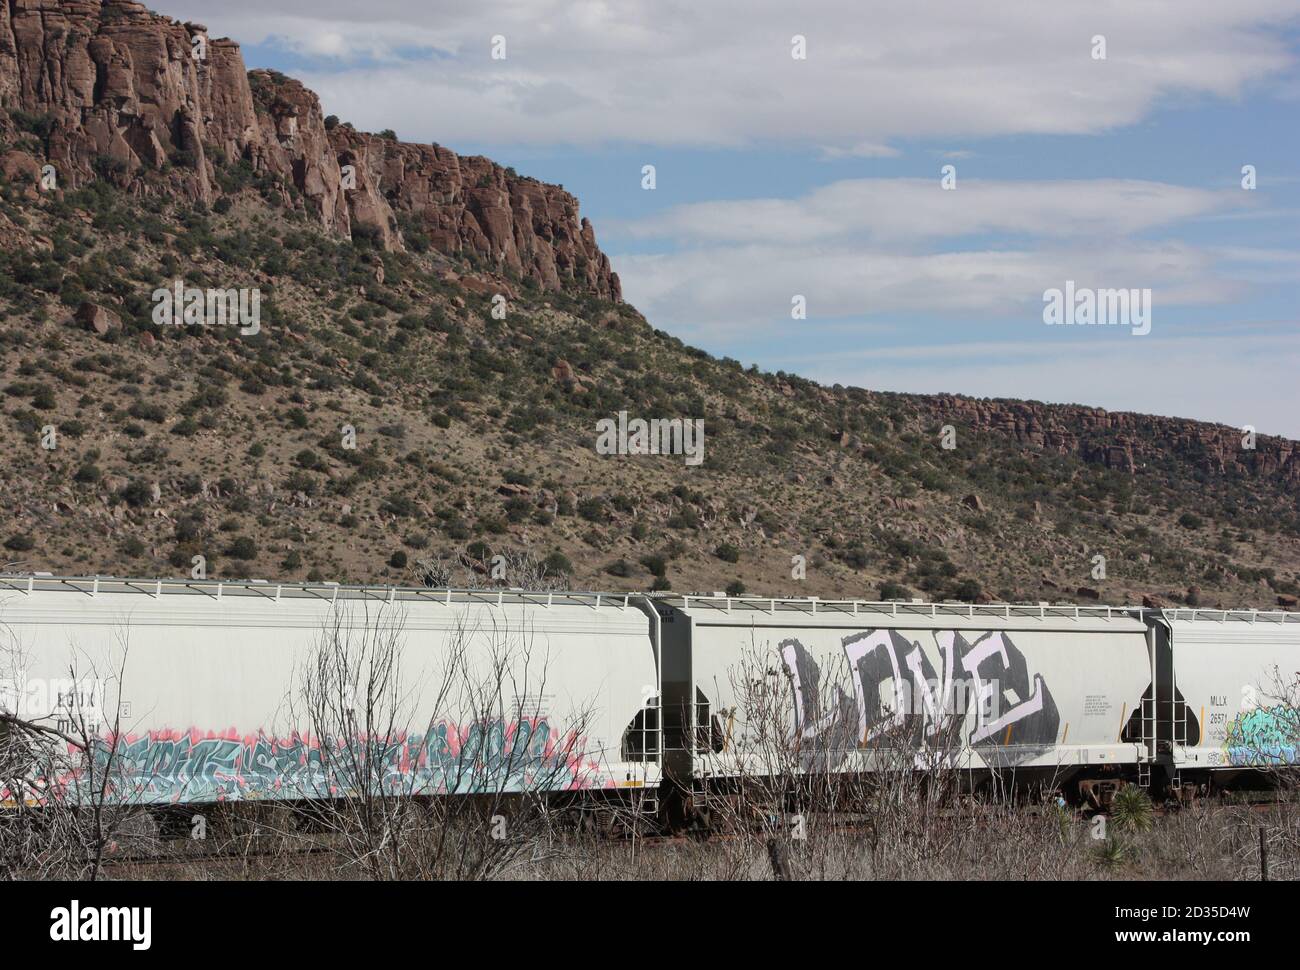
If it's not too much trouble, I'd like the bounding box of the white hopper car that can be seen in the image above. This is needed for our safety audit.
[1158,610,1300,776]
[0,577,661,807]
[1,576,1297,812]
[647,595,1300,804]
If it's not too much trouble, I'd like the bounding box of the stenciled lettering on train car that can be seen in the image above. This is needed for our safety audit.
[780,629,1059,768]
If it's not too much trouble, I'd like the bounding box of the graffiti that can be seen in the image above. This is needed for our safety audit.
[4,719,605,806]
[780,629,1059,769]
[1224,706,1300,766]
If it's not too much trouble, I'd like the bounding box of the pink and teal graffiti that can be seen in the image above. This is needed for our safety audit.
[5,718,608,805]
[1224,706,1300,766]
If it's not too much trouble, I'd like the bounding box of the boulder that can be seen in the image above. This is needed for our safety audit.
[74,302,122,335]
[0,150,41,184]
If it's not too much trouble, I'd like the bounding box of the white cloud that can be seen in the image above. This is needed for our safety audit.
[614,240,1239,342]
[818,142,902,160]
[165,0,1300,149]
[609,177,1292,350]
[611,178,1243,246]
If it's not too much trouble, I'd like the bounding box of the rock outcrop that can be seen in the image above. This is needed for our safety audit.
[924,394,1298,484]
[0,0,620,300]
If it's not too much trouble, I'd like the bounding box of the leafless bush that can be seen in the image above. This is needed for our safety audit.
[1236,667,1300,878]
[675,635,1099,880]
[0,635,149,880]
[412,548,569,592]
[688,638,987,876]
[290,601,606,879]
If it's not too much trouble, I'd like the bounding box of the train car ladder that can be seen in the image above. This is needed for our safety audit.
[1137,690,1157,787]
[1173,693,1188,748]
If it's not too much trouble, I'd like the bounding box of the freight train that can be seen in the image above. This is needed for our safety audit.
[1,575,1297,814]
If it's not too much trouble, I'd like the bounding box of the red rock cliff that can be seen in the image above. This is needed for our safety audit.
[922,394,1298,484]
[0,0,620,300]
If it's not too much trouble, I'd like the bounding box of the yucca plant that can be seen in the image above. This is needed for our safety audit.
[1110,785,1155,833]
[1091,836,1132,871]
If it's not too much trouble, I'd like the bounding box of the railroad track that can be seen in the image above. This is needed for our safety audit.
[72,788,1300,873]
[97,840,336,871]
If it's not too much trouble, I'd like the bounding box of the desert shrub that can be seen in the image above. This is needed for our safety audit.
[715,542,740,564]
[31,385,56,410]
[226,536,258,561]
[668,507,700,530]
[504,497,532,523]
[577,497,608,523]
[118,480,152,508]
[295,449,322,470]
[542,551,573,575]
[880,581,912,600]
[284,471,317,496]
[841,546,869,569]
[174,516,203,542]
[382,493,416,518]
[640,553,668,578]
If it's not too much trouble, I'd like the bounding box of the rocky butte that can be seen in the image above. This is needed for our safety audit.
[0,0,620,301]
[1,0,1296,493]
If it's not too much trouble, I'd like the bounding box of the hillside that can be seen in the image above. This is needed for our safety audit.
[1,0,1297,609]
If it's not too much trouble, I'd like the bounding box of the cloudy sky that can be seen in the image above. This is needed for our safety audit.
[171,0,1300,436]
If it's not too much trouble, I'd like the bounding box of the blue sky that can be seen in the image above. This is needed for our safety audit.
[170,1,1300,436]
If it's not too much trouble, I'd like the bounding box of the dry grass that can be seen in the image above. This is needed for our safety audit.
[34,788,1290,882]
